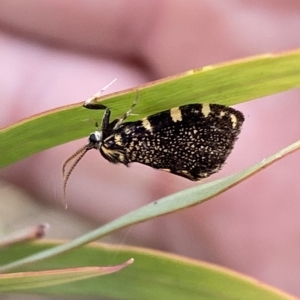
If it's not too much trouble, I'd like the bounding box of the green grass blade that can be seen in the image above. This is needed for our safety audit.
[0,259,133,291]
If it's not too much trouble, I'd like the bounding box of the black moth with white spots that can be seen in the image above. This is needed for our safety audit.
[63,100,244,183]
[62,100,244,200]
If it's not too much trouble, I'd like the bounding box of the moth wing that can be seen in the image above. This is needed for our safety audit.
[104,104,244,180]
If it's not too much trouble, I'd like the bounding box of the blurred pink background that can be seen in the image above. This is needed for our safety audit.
[0,1,300,297]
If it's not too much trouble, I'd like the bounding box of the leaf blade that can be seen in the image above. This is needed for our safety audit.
[1,50,300,167]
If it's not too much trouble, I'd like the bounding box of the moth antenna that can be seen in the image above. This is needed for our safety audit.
[62,146,88,209]
[62,145,87,178]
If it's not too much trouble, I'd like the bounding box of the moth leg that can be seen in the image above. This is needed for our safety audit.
[83,78,117,110]
[83,91,107,110]
[100,108,111,130]
[113,91,139,130]
[84,101,109,128]
[84,102,107,110]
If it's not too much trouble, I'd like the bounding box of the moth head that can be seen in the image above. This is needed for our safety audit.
[88,130,103,148]
[62,130,103,208]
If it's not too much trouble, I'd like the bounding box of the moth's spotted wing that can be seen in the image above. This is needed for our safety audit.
[100,103,244,180]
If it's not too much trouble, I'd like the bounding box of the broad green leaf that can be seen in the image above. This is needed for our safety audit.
[0,241,295,299]
[1,50,300,167]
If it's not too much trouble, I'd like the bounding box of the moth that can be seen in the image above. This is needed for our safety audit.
[62,91,244,200]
